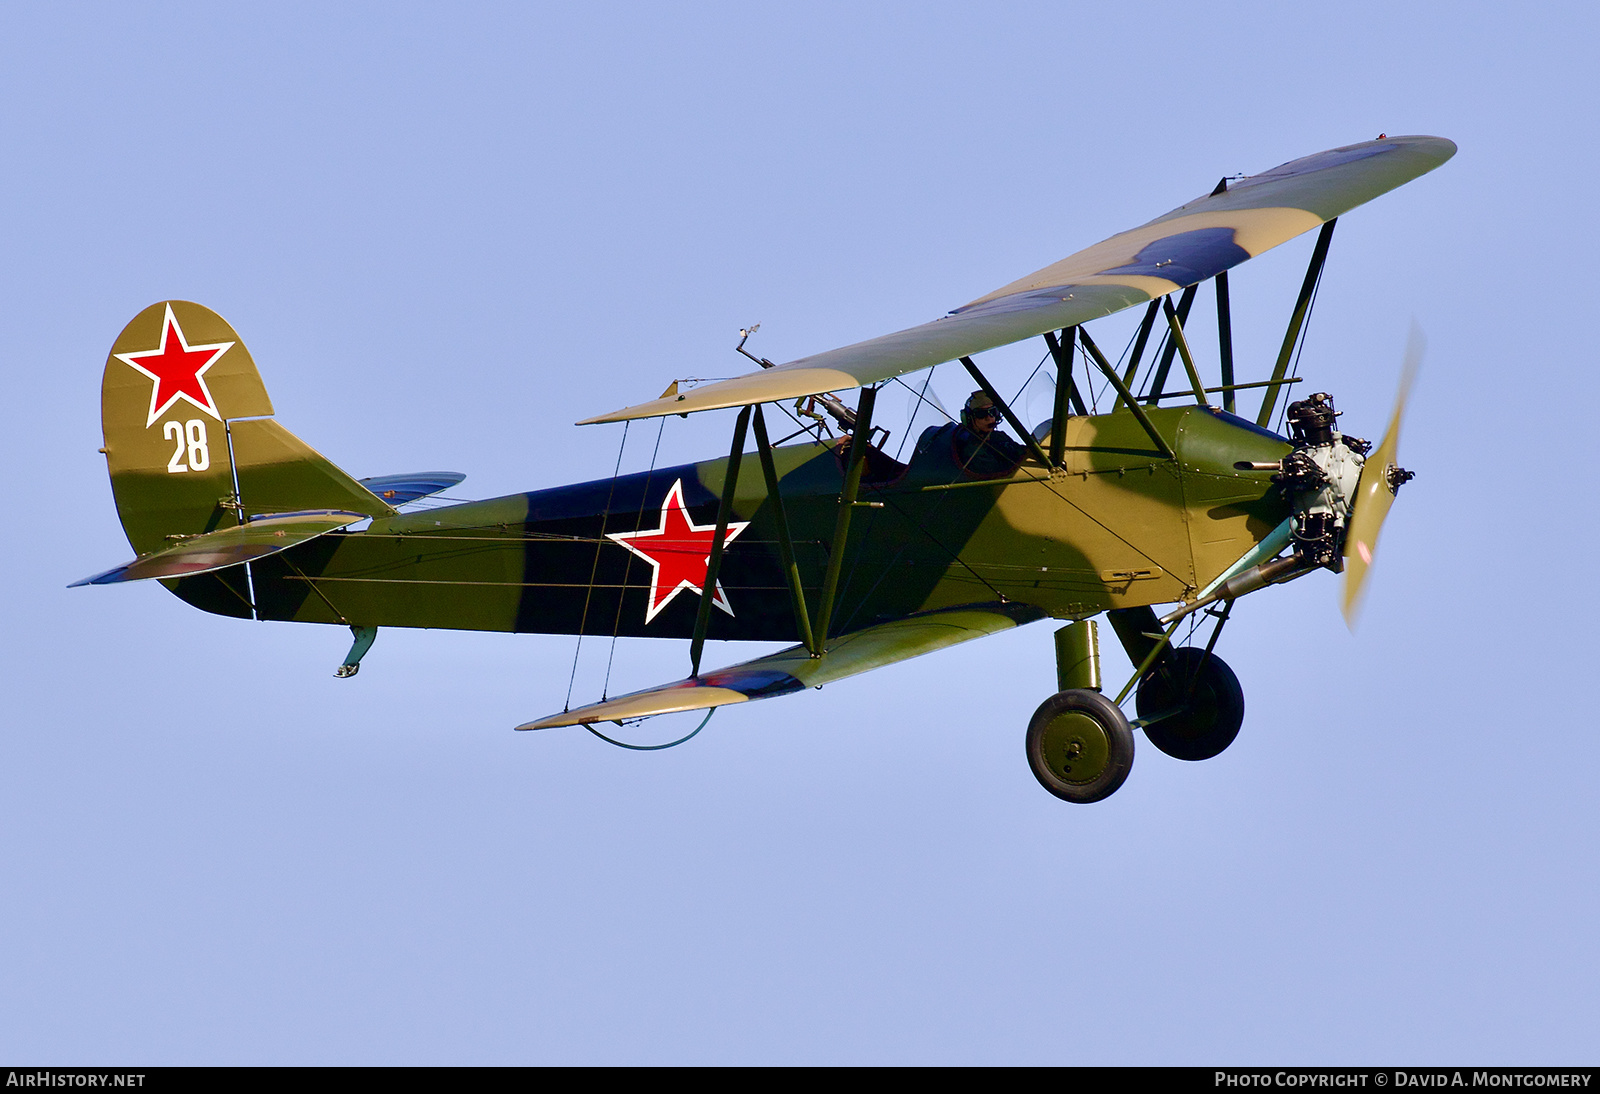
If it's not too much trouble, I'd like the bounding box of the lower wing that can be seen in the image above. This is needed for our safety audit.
[517,601,1047,730]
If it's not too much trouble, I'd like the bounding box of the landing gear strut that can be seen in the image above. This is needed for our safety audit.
[1025,619,1135,803]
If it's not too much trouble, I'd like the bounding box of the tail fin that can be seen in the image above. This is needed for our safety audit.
[101,301,394,614]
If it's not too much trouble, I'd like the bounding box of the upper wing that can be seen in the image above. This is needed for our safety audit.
[70,510,367,586]
[516,601,1045,729]
[581,135,1455,425]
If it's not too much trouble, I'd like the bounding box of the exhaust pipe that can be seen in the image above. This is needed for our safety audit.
[1160,552,1318,625]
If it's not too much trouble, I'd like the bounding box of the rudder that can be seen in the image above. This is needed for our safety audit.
[100,301,394,615]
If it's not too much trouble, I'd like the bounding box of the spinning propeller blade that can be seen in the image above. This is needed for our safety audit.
[1341,324,1423,628]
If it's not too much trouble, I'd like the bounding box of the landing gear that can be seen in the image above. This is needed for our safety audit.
[1136,647,1244,761]
[1025,689,1135,803]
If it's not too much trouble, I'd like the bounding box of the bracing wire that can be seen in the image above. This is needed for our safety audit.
[836,327,1170,634]
[891,368,941,463]
[1010,349,1049,425]
[1277,262,1327,434]
[566,420,630,712]
[601,414,668,700]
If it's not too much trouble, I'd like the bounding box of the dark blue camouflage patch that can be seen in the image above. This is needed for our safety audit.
[1231,141,1392,191]
[1094,227,1250,286]
[697,667,806,699]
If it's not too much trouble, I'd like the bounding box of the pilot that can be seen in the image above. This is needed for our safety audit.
[955,390,1027,474]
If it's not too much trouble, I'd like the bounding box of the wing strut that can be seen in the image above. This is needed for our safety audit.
[1258,217,1337,427]
[751,403,819,656]
[689,405,752,677]
[1042,327,1082,467]
[1122,300,1163,398]
[1144,285,1198,405]
[1215,271,1236,412]
[1076,329,1175,460]
[1162,296,1209,406]
[813,386,879,649]
[959,356,1054,470]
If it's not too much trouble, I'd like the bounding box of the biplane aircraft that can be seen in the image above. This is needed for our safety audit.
[77,135,1454,802]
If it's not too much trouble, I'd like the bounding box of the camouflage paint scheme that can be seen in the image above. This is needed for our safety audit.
[249,407,1290,640]
[102,305,1287,645]
[86,135,1454,735]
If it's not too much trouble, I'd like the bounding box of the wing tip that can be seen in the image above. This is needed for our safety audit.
[516,685,752,731]
[514,713,582,731]
[68,565,129,588]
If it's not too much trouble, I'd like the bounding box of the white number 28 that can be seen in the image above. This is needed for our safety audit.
[163,419,211,474]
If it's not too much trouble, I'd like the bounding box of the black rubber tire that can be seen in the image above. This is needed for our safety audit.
[1137,647,1245,762]
[1025,689,1135,803]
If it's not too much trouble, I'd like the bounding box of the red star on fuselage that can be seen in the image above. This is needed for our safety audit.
[114,304,233,427]
[607,479,749,623]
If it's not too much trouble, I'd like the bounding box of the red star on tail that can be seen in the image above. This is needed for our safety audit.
[114,304,234,427]
[607,479,749,623]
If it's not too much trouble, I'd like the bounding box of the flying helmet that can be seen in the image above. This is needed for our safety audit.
[961,390,1001,427]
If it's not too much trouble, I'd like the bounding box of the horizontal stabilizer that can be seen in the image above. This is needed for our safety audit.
[71,510,366,586]
[517,602,1045,730]
[357,472,466,505]
[582,135,1455,424]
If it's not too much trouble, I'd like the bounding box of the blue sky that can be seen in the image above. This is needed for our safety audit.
[2,1,1596,1064]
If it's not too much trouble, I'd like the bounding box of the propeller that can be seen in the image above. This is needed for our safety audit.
[1341,324,1423,627]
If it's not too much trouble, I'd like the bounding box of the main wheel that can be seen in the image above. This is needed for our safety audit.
[1136,647,1245,761]
[1025,689,1135,803]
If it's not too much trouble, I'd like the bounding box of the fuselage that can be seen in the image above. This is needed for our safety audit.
[170,405,1293,640]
